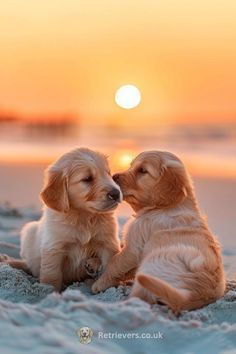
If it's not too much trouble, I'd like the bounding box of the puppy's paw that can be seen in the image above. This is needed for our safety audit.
[92,277,121,294]
[0,254,9,262]
[91,280,104,294]
[91,277,112,294]
[40,276,62,292]
[84,258,102,279]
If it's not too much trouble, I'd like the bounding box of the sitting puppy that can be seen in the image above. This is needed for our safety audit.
[1,148,121,291]
[92,151,226,313]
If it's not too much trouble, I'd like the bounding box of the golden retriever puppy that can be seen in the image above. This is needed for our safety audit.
[92,151,226,313]
[1,148,122,291]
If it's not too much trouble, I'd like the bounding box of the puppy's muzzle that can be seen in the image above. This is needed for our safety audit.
[107,188,120,202]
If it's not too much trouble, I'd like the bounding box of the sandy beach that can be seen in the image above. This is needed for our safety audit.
[0,132,236,354]
[0,141,235,354]
[0,177,236,353]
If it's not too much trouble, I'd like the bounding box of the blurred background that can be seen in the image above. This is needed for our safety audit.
[0,1,236,255]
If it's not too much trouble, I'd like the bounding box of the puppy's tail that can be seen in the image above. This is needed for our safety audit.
[137,273,191,314]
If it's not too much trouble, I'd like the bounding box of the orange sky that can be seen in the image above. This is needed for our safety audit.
[0,0,236,126]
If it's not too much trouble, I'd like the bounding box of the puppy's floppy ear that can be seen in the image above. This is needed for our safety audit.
[40,169,70,212]
[156,163,187,207]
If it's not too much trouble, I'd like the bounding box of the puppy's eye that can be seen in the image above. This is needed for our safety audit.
[137,167,148,174]
[82,176,93,183]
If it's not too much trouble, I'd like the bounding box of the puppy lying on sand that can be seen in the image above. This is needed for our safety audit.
[92,151,226,313]
[1,148,122,291]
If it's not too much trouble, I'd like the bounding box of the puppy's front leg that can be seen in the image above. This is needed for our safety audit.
[92,246,138,294]
[40,249,64,292]
[97,243,121,270]
[96,221,121,270]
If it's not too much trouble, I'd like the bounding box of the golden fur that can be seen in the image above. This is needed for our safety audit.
[1,148,121,291]
[92,151,226,313]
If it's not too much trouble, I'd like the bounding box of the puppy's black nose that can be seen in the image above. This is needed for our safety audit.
[112,173,120,183]
[107,188,120,201]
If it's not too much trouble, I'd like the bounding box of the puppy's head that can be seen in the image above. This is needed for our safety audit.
[40,148,122,213]
[113,151,189,212]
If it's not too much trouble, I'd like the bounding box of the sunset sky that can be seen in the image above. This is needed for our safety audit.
[0,1,236,126]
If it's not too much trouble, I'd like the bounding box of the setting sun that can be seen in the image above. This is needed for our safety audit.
[115,85,141,109]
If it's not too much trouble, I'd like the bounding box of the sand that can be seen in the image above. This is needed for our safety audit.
[0,199,236,354]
